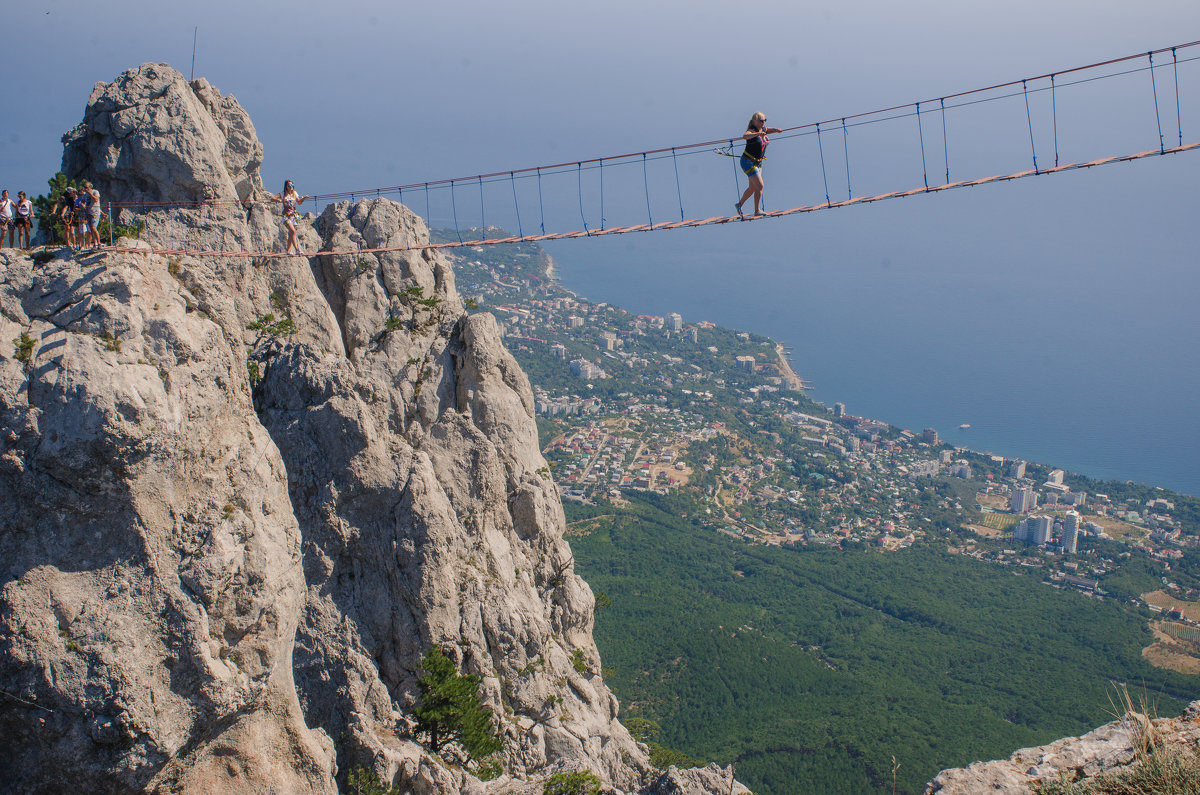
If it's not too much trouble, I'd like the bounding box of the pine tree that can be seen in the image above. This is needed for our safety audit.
[414,645,502,760]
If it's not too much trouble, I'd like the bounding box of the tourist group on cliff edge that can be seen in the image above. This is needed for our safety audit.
[0,181,105,253]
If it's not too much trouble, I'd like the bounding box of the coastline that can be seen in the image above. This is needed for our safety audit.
[774,343,807,391]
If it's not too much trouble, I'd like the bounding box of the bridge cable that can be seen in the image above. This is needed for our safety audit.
[1149,52,1166,154]
[671,147,685,221]
[600,159,606,230]
[1051,75,1060,168]
[478,176,486,235]
[642,153,653,227]
[450,180,462,243]
[1173,48,1183,147]
[841,119,852,200]
[729,140,742,211]
[509,173,523,237]
[577,162,591,235]
[537,167,546,235]
[816,122,832,207]
[916,102,930,190]
[940,98,951,184]
[1022,80,1039,174]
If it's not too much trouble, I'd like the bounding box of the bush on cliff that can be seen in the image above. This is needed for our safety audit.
[413,645,502,761]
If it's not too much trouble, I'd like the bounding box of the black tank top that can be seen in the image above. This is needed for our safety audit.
[744,133,767,160]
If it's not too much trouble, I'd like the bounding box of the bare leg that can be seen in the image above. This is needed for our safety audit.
[747,173,765,214]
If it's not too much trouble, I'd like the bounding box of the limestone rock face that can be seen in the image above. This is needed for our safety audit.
[0,247,335,794]
[642,764,753,794]
[922,700,1200,793]
[1,62,733,794]
[63,63,264,205]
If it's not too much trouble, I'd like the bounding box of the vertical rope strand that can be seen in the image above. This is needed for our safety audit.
[450,180,462,243]
[671,147,685,221]
[1051,75,1060,167]
[478,176,486,236]
[509,172,523,237]
[940,98,950,184]
[576,162,590,235]
[1172,48,1183,147]
[642,153,653,227]
[1149,52,1166,153]
[1022,80,1039,173]
[841,119,852,200]
[599,159,606,230]
[730,140,742,208]
[916,102,930,190]
[816,122,831,207]
[537,168,546,235]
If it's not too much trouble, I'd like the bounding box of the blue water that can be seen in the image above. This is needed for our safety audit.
[545,158,1200,496]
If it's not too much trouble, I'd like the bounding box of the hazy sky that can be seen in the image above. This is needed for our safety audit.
[5,0,1197,206]
[4,0,1199,490]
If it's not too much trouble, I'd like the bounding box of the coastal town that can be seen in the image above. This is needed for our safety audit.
[441,227,1200,670]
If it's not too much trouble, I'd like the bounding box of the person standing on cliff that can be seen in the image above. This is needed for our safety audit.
[82,182,103,249]
[271,180,310,255]
[735,112,782,217]
[58,186,78,249]
[0,190,13,247]
[14,191,32,249]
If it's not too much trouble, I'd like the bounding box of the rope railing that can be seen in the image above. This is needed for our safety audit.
[102,40,1200,212]
[103,141,1198,260]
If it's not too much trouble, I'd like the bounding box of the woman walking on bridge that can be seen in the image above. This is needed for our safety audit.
[735,112,782,217]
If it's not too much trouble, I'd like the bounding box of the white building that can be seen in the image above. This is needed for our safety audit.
[1029,514,1053,546]
[1062,511,1080,554]
[1011,484,1038,514]
[666,312,683,331]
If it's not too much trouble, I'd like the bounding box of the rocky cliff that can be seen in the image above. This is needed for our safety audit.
[923,699,1200,793]
[0,63,746,795]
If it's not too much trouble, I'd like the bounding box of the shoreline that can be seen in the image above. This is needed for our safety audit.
[774,343,808,391]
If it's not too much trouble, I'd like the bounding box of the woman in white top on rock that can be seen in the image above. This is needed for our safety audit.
[271,180,310,255]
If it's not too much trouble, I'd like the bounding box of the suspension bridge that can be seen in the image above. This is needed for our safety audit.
[102,40,1198,259]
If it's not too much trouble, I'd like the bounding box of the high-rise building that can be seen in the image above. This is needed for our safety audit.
[1011,484,1037,513]
[666,312,683,331]
[1029,514,1053,546]
[833,402,846,418]
[1062,511,1080,554]
[1008,459,1026,479]
[1046,469,1065,486]
[922,428,939,445]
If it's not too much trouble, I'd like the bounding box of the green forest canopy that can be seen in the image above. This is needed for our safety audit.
[567,492,1199,795]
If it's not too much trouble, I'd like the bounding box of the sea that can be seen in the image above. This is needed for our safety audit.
[544,158,1200,497]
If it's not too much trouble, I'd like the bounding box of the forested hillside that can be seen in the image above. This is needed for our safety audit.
[568,492,1196,794]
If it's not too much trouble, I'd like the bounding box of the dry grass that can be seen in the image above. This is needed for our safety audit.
[1034,748,1200,794]
[1141,624,1200,676]
[1034,684,1200,795]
